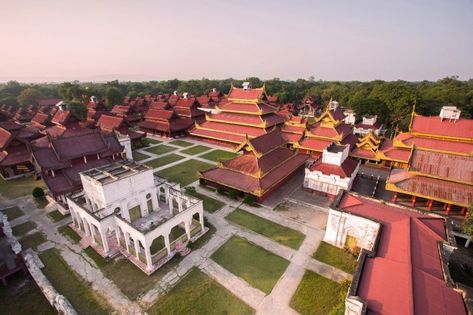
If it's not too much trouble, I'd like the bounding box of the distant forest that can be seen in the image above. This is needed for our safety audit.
[1,76,473,131]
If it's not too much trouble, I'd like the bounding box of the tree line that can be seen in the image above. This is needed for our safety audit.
[1,76,472,130]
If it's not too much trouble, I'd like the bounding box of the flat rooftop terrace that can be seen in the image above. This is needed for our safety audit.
[81,160,150,184]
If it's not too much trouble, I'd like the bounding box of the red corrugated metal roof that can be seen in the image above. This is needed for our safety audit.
[411,114,473,139]
[228,87,264,100]
[337,192,466,315]
[309,156,358,178]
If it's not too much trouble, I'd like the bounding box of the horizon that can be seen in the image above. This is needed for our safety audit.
[1,0,473,83]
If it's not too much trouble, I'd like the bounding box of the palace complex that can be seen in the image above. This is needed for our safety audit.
[189,83,285,147]
[66,161,206,274]
[199,130,308,202]
[326,191,467,315]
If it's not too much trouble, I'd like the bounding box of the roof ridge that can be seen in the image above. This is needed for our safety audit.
[406,218,415,315]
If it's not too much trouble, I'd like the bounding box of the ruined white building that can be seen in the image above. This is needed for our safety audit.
[353,115,385,136]
[66,161,206,274]
[304,144,360,197]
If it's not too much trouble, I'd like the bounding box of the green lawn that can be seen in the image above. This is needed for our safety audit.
[185,187,224,213]
[181,145,212,155]
[83,246,109,268]
[0,177,46,199]
[226,209,305,250]
[145,144,176,155]
[58,224,81,244]
[35,196,49,209]
[0,273,55,315]
[145,153,185,169]
[211,236,289,294]
[20,232,47,250]
[155,159,214,186]
[47,210,68,222]
[148,268,254,315]
[144,138,161,145]
[169,139,194,147]
[132,150,150,161]
[0,206,24,220]
[313,242,358,274]
[12,221,37,236]
[39,249,112,314]
[290,270,346,315]
[200,149,238,162]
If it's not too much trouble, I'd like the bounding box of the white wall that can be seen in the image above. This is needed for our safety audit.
[304,162,359,196]
[324,208,380,251]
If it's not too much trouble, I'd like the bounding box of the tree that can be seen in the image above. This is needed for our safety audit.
[463,203,473,237]
[32,187,45,198]
[105,87,124,109]
[17,87,42,106]
[68,102,87,120]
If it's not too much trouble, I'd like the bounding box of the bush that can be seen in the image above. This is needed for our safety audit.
[199,178,207,186]
[228,189,239,200]
[243,194,256,205]
[217,187,226,195]
[32,187,45,198]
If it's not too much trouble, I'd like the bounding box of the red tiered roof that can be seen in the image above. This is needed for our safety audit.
[298,138,333,151]
[228,87,265,100]
[201,131,308,198]
[196,121,268,138]
[336,192,466,315]
[411,114,473,139]
[96,115,124,132]
[309,156,358,178]
[31,112,50,126]
[395,132,473,155]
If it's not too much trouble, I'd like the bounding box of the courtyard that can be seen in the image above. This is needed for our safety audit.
[1,136,354,315]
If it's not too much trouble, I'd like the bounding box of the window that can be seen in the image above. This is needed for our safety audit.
[114,207,121,214]
[146,193,152,199]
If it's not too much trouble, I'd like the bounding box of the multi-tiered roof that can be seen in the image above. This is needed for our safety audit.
[199,130,308,201]
[295,101,356,157]
[385,106,473,214]
[189,84,285,147]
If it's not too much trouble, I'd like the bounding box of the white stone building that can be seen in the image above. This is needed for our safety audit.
[66,161,206,274]
[353,115,385,136]
[304,144,360,197]
[343,109,356,125]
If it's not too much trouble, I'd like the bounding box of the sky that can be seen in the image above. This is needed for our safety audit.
[1,0,473,82]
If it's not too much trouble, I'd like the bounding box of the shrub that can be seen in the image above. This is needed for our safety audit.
[228,189,239,200]
[217,187,226,195]
[243,194,256,205]
[32,187,45,198]
[185,186,196,193]
[199,178,207,186]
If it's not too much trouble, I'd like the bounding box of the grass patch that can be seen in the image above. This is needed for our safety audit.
[145,153,185,169]
[39,249,111,314]
[226,209,305,250]
[47,210,68,222]
[58,224,81,244]
[12,221,37,236]
[144,138,161,145]
[0,206,24,220]
[145,144,176,155]
[169,139,194,147]
[185,187,224,213]
[83,247,109,268]
[0,273,55,315]
[20,232,47,250]
[181,145,211,155]
[148,268,254,315]
[200,149,238,162]
[313,242,358,274]
[0,177,46,199]
[211,236,289,294]
[290,270,346,315]
[35,197,49,209]
[132,150,150,161]
[274,202,289,211]
[155,159,214,186]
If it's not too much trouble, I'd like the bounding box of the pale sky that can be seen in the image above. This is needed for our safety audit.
[1,0,473,82]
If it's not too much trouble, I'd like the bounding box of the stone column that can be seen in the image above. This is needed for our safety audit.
[164,233,171,255]
[144,245,153,270]
[184,219,191,240]
[90,224,97,244]
[115,228,121,248]
[124,233,131,253]
[445,204,451,215]
[178,198,183,213]
[392,192,398,203]
[100,228,109,253]
[428,200,433,211]
[199,210,204,230]
[411,196,416,207]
